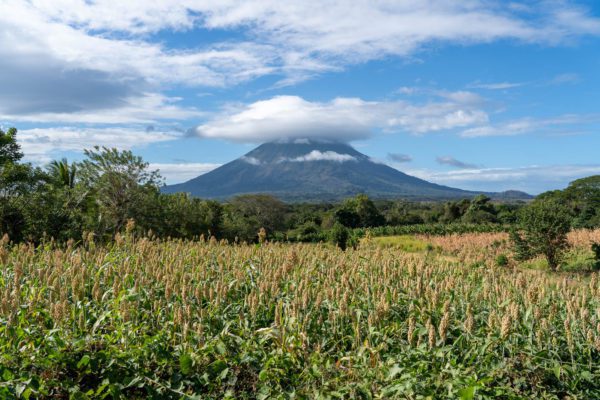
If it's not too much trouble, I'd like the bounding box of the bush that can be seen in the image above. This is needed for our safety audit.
[592,243,600,271]
[330,222,349,250]
[496,254,509,267]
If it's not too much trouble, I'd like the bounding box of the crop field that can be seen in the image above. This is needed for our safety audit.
[1,231,599,399]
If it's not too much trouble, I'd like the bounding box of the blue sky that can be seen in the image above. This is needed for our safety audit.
[1,1,600,194]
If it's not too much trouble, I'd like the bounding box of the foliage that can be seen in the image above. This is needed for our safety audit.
[355,222,507,238]
[461,195,497,224]
[223,194,288,243]
[495,254,509,267]
[0,127,23,166]
[538,175,600,228]
[48,158,77,189]
[0,234,598,398]
[329,222,349,250]
[510,200,572,271]
[334,194,384,228]
[592,243,600,272]
[78,146,164,236]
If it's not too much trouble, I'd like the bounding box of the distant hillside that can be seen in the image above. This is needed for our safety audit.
[163,140,532,202]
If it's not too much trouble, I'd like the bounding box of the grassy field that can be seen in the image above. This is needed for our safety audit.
[1,231,599,399]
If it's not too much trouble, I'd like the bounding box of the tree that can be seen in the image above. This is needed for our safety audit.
[537,176,600,228]
[0,127,50,241]
[156,193,223,239]
[440,199,470,223]
[78,146,163,236]
[48,158,77,188]
[334,194,384,228]
[510,200,571,271]
[462,195,497,224]
[386,201,424,225]
[0,127,23,166]
[0,127,40,197]
[223,194,287,242]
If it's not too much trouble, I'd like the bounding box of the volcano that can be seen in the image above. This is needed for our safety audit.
[163,140,530,202]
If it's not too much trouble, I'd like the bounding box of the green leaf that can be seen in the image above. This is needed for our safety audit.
[458,386,476,400]
[208,360,227,377]
[258,369,269,381]
[1,368,14,381]
[77,355,91,369]
[179,353,193,375]
[552,364,561,380]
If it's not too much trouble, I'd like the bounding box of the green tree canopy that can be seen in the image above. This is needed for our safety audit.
[78,146,163,235]
[510,200,572,271]
[224,194,288,242]
[48,158,77,189]
[0,127,23,166]
[334,194,384,228]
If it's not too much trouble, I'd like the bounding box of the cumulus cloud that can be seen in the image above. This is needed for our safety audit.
[18,1,600,66]
[287,151,356,163]
[406,164,600,194]
[388,153,413,163]
[149,163,221,184]
[436,156,479,169]
[1,0,598,119]
[192,95,489,143]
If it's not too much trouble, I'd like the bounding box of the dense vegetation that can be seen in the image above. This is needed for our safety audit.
[1,230,599,398]
[3,127,600,248]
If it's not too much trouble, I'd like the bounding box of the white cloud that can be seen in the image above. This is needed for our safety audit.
[1,93,203,124]
[241,156,262,165]
[149,163,221,184]
[406,164,600,194]
[460,114,598,137]
[1,1,599,100]
[0,2,277,88]
[2,0,599,152]
[286,150,356,163]
[549,73,581,85]
[192,94,489,142]
[468,82,526,90]
[18,127,179,163]
[436,90,483,105]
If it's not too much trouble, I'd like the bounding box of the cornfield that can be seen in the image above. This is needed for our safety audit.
[0,231,599,399]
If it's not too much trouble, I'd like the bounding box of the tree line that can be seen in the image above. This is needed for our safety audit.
[2,127,600,252]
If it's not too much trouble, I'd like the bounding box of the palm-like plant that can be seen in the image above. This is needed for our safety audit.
[49,158,77,188]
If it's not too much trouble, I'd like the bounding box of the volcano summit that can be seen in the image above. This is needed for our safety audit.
[164,140,529,202]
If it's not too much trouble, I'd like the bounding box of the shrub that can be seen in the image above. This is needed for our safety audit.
[330,222,349,250]
[592,243,600,271]
[496,254,509,267]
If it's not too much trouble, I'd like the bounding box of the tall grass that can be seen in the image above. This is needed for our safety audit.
[0,230,598,398]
